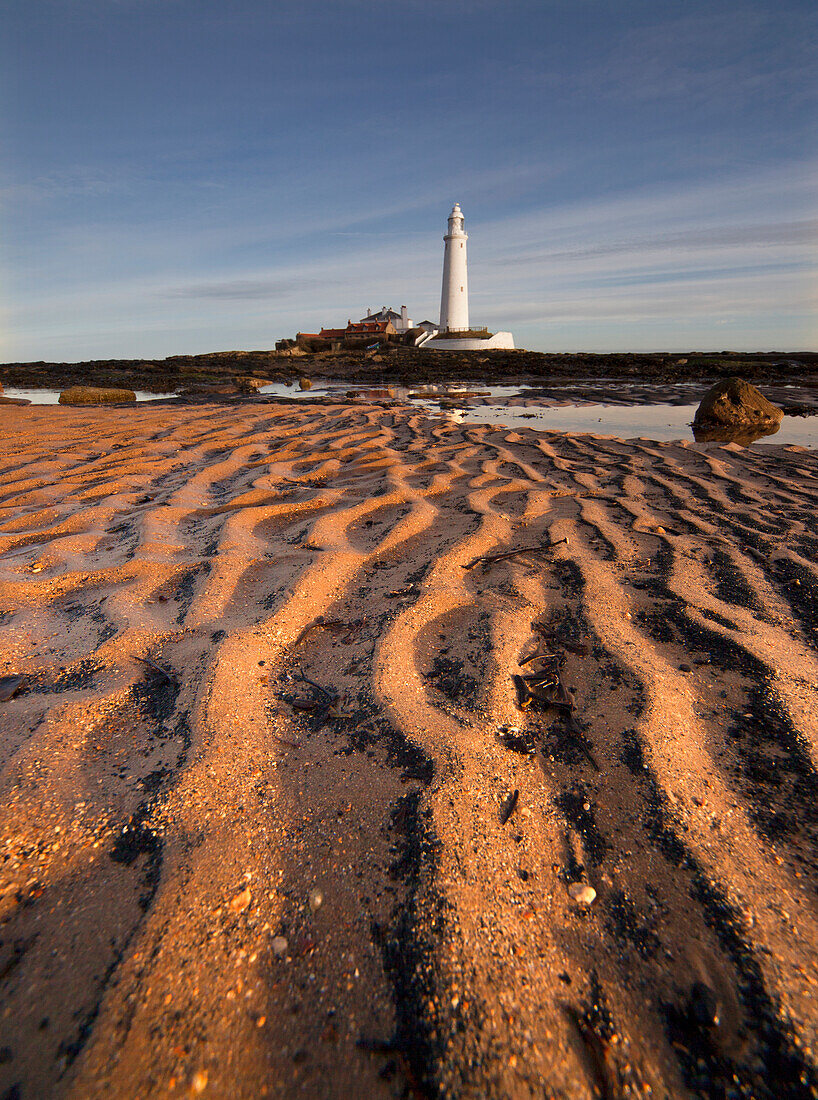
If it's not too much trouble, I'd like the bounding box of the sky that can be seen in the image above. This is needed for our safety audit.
[1,0,816,360]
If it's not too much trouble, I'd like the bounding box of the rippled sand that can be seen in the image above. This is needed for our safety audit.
[0,400,816,1099]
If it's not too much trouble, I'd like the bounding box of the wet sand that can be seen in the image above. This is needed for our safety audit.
[0,399,816,1099]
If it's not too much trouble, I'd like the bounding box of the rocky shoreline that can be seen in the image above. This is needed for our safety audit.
[2,347,817,398]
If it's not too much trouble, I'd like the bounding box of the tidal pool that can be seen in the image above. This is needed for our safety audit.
[429,401,818,448]
[2,387,177,404]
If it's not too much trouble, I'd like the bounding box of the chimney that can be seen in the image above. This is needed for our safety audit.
[401,305,408,325]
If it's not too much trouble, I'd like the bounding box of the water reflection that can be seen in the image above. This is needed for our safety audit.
[692,422,781,446]
[430,401,815,448]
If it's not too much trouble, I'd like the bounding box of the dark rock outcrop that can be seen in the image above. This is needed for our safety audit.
[2,349,817,398]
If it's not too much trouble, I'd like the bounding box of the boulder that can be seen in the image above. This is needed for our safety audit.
[235,376,272,393]
[58,386,137,406]
[298,377,312,390]
[0,395,31,406]
[693,377,782,432]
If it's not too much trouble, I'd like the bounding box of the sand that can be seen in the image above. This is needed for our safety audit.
[0,398,816,1099]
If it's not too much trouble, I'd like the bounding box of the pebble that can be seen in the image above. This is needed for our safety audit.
[272,936,288,957]
[229,886,252,914]
[568,883,597,905]
[191,1070,208,1093]
[308,887,323,913]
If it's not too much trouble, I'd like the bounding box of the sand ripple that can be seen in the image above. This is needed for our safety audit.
[0,401,816,1098]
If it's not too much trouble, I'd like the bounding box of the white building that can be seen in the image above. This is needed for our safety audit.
[360,305,414,333]
[417,204,515,351]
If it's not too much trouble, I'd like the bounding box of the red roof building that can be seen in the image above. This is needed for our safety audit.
[345,319,396,337]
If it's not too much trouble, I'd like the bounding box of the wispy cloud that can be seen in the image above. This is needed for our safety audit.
[2,0,816,358]
[5,154,816,358]
[537,219,818,263]
[525,6,818,110]
[165,277,311,301]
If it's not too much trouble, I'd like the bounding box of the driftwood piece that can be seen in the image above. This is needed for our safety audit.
[297,668,336,701]
[463,537,569,571]
[519,650,560,667]
[132,655,178,687]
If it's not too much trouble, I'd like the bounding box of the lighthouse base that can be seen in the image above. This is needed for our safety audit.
[417,330,515,351]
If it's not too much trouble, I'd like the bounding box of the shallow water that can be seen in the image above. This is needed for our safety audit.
[427,401,818,447]
[3,387,177,404]
[256,380,529,400]
[3,382,815,447]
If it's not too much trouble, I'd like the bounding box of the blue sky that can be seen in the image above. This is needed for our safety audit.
[1,0,816,359]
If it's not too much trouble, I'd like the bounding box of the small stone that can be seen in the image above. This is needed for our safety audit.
[272,936,288,957]
[229,886,252,913]
[308,887,323,913]
[191,1070,208,1093]
[568,883,596,905]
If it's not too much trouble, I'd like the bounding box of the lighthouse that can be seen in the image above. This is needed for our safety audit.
[417,203,516,351]
[440,203,469,332]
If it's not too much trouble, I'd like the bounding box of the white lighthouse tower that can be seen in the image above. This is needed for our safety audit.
[419,203,516,351]
[440,203,469,332]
